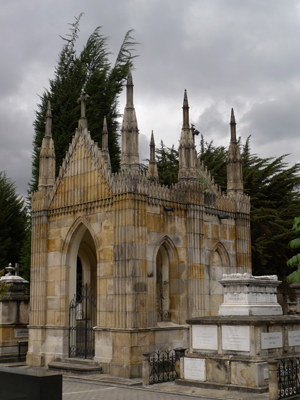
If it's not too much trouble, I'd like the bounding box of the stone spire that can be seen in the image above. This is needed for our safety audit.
[227,108,243,196]
[101,116,111,171]
[38,101,56,191]
[77,90,89,130]
[147,131,159,182]
[230,107,237,142]
[182,89,189,129]
[120,67,139,172]
[178,90,198,181]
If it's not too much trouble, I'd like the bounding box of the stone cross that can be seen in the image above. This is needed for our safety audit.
[77,90,89,118]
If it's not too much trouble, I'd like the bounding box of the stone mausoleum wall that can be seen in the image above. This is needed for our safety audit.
[27,72,251,378]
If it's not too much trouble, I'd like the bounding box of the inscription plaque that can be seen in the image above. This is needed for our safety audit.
[261,332,282,349]
[225,292,247,303]
[264,368,269,380]
[288,331,300,347]
[222,325,250,351]
[192,325,218,350]
[14,329,28,338]
[184,357,205,381]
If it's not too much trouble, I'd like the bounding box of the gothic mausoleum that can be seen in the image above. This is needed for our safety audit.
[27,69,252,378]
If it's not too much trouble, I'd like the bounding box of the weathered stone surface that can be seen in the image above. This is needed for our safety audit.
[186,315,300,389]
[219,273,283,316]
[28,71,252,378]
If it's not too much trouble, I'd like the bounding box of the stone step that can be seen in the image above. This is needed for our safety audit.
[48,358,102,375]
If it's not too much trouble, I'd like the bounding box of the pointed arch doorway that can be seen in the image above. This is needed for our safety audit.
[209,242,230,315]
[68,226,97,359]
[156,244,170,321]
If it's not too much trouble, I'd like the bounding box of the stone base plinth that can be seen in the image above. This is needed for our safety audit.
[26,324,189,377]
[26,325,68,367]
[182,353,269,389]
[182,315,300,389]
[94,325,189,378]
[218,304,283,316]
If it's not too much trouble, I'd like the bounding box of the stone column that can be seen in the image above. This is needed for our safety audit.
[174,348,186,379]
[268,360,279,400]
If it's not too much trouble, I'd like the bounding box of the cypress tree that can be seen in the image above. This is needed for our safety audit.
[30,15,138,192]
[155,141,179,186]
[0,172,27,268]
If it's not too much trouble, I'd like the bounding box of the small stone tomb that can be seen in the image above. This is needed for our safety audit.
[218,273,282,316]
[179,273,300,392]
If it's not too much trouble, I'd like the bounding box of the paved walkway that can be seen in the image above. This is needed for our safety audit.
[1,364,270,400]
[63,374,270,400]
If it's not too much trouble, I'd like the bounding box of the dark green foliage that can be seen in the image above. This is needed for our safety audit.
[0,172,27,269]
[204,136,300,279]
[287,217,300,283]
[244,156,300,278]
[154,134,300,280]
[18,214,31,282]
[155,141,179,186]
[199,135,227,192]
[30,15,138,193]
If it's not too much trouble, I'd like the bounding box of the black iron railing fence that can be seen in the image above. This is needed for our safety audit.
[149,350,177,384]
[277,358,300,399]
[142,348,186,385]
[0,341,28,361]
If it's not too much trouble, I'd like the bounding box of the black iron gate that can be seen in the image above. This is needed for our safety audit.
[278,358,300,398]
[149,350,178,384]
[69,284,97,359]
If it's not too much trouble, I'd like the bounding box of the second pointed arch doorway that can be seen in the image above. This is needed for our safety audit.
[156,245,170,321]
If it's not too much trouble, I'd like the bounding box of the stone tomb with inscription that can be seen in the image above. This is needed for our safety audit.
[0,264,29,361]
[218,273,283,316]
[178,273,300,392]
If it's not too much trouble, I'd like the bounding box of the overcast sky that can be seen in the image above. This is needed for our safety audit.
[1,0,300,197]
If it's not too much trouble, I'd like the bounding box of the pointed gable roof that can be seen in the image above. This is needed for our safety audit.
[49,127,113,211]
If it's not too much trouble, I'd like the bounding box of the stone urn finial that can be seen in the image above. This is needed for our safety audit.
[0,263,29,299]
[5,263,15,276]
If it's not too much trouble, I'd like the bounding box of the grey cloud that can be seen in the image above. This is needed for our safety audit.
[1,0,300,197]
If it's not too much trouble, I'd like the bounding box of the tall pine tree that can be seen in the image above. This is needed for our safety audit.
[0,172,27,269]
[30,14,138,192]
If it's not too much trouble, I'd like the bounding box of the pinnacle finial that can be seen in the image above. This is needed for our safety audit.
[103,116,108,131]
[182,89,190,129]
[127,66,133,86]
[126,67,134,108]
[230,108,236,125]
[183,89,188,106]
[147,130,158,182]
[102,116,108,151]
[45,101,52,137]
[150,130,155,162]
[230,108,237,142]
[77,90,89,118]
[46,101,52,118]
[150,130,155,145]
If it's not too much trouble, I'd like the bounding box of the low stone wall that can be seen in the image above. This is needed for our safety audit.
[177,316,300,391]
[95,324,189,378]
